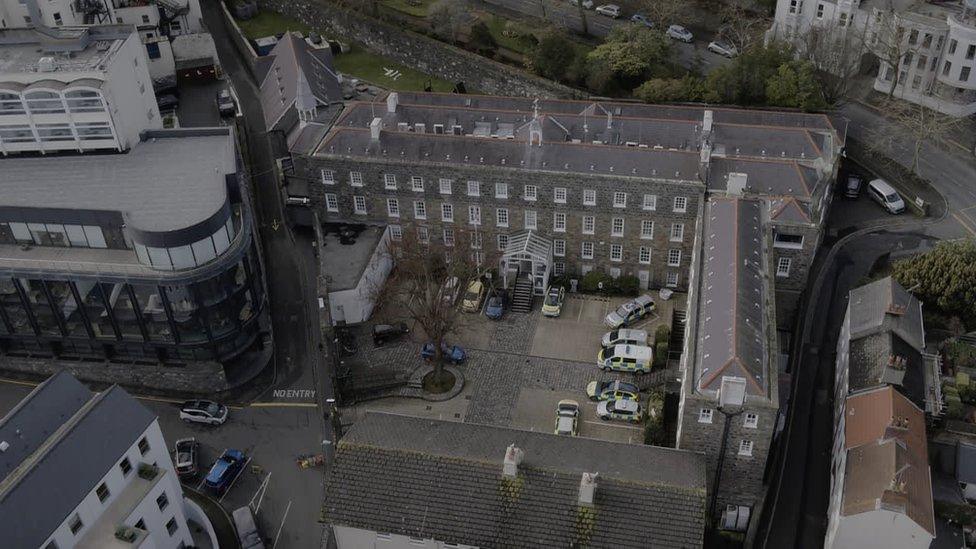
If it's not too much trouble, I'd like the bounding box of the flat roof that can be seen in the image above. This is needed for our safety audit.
[321,225,385,291]
[0,128,236,233]
[0,25,131,75]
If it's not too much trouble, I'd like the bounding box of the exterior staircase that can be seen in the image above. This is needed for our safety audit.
[511,277,534,313]
[669,309,687,361]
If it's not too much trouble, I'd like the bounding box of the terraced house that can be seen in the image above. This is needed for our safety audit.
[299,91,842,326]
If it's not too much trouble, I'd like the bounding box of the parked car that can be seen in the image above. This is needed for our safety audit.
[216,89,236,117]
[631,13,654,28]
[461,279,486,313]
[586,380,641,402]
[372,322,409,346]
[597,344,653,374]
[570,0,595,9]
[156,94,179,110]
[867,178,906,213]
[707,40,737,57]
[666,24,694,43]
[233,506,266,549]
[595,4,621,18]
[601,328,649,349]
[173,438,199,478]
[554,399,580,436]
[421,341,467,364]
[541,286,566,317]
[596,398,643,423]
[440,276,460,306]
[843,174,864,198]
[205,448,246,492]
[485,290,507,320]
[179,400,228,425]
[605,294,655,328]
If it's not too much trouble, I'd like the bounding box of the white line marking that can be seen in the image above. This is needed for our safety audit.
[272,500,293,549]
[583,420,643,431]
[218,456,252,502]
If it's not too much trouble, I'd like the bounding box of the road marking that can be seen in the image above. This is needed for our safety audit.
[951,212,976,237]
[0,377,38,388]
[250,402,319,408]
[218,456,252,503]
[583,420,643,431]
[272,499,293,549]
[0,377,251,409]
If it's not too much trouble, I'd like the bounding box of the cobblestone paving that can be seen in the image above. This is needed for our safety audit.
[478,312,539,355]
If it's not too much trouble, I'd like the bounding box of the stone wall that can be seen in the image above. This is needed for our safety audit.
[0,355,230,394]
[254,0,582,99]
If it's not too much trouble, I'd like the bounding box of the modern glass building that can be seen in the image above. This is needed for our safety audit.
[0,127,268,371]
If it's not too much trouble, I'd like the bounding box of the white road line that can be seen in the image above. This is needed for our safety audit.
[583,420,643,431]
[218,456,252,502]
[272,500,293,549]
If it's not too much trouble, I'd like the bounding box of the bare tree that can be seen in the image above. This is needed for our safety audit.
[429,0,467,44]
[867,7,923,98]
[718,0,768,53]
[795,21,868,105]
[640,0,683,29]
[370,228,499,390]
[870,98,960,175]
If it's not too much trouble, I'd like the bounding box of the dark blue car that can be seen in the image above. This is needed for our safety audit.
[205,449,246,492]
[485,294,505,320]
[421,342,466,364]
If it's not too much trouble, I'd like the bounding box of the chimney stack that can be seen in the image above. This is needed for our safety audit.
[578,472,598,506]
[502,444,523,478]
[702,110,713,136]
[386,92,399,113]
[370,117,383,141]
[727,172,748,196]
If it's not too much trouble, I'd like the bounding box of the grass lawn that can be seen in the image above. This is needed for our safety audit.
[235,11,311,39]
[381,0,438,18]
[482,15,537,55]
[333,43,455,92]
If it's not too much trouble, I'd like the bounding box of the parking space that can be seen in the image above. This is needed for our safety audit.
[509,388,644,444]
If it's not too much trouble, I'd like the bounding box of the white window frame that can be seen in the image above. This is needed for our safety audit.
[553,239,565,257]
[497,234,509,251]
[667,249,681,267]
[613,192,627,208]
[639,246,651,264]
[417,226,430,244]
[666,271,679,287]
[349,171,363,187]
[325,193,339,212]
[439,178,452,194]
[641,220,654,240]
[353,195,367,215]
[389,225,403,241]
[384,173,397,190]
[773,232,804,249]
[699,408,713,424]
[470,231,482,250]
[583,189,596,206]
[441,203,454,222]
[524,185,538,201]
[414,200,427,220]
[554,187,567,203]
[744,413,759,429]
[524,210,537,230]
[443,228,455,247]
[553,261,565,277]
[611,217,624,237]
[581,241,594,260]
[553,212,566,233]
[467,181,480,197]
[610,243,623,262]
[673,196,687,213]
[670,223,684,242]
[495,182,508,199]
[496,208,509,228]
[582,216,595,235]
[321,169,335,185]
[739,440,754,457]
[411,176,424,192]
[642,194,657,211]
[777,257,792,277]
[386,198,400,218]
[468,205,481,226]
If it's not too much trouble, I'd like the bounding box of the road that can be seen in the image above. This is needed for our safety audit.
[479,0,732,73]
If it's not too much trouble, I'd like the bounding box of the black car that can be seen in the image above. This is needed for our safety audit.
[372,322,409,346]
[843,174,864,198]
[156,94,179,111]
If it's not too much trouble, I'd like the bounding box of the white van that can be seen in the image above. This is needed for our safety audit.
[232,506,265,549]
[866,179,905,214]
[597,344,653,374]
[601,328,649,349]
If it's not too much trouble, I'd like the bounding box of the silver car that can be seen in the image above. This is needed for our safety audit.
[179,400,229,425]
[667,24,694,43]
[595,4,621,18]
[604,294,656,328]
[707,40,737,58]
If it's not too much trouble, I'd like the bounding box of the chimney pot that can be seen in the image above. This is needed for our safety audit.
[702,110,713,135]
[579,472,598,506]
[369,117,383,141]
[503,444,524,478]
[386,92,399,113]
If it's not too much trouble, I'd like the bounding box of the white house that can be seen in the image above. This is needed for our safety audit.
[0,372,194,548]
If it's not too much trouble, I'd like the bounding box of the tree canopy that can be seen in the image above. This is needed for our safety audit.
[892,240,976,325]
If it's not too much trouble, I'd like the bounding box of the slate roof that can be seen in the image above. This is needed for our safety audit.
[848,332,925,407]
[0,373,157,548]
[848,277,925,350]
[258,32,342,132]
[693,197,772,398]
[769,197,812,223]
[324,413,707,548]
[955,442,976,484]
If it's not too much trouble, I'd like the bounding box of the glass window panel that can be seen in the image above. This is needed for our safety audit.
[78,281,114,338]
[45,224,68,246]
[147,247,173,270]
[1,278,31,334]
[165,285,207,343]
[212,226,231,255]
[191,237,216,265]
[135,243,151,265]
[83,226,107,248]
[168,245,195,270]
[65,225,88,246]
[131,284,172,342]
[106,283,141,340]
[9,222,31,242]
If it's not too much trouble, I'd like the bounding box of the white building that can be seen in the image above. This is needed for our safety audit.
[0,372,194,548]
[0,24,161,155]
[768,0,976,117]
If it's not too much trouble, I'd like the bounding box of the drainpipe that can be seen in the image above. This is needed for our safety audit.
[709,407,744,523]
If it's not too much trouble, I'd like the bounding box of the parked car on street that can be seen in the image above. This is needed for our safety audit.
[596,398,643,423]
[554,399,580,436]
[586,380,641,402]
[631,13,654,28]
[666,24,694,43]
[485,291,507,320]
[372,322,409,346]
[605,294,655,328]
[216,89,236,117]
[156,94,179,110]
[541,286,566,317]
[179,400,228,425]
[205,449,246,492]
[843,174,864,198]
[707,40,737,57]
[595,4,621,18]
[461,279,486,313]
[597,344,653,374]
[867,178,906,213]
[174,438,199,478]
[601,328,649,349]
[570,0,595,9]
[421,341,467,364]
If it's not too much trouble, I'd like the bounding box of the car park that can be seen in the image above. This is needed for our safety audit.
[605,294,655,328]
[586,380,641,402]
[179,400,228,425]
[422,341,467,364]
[461,280,486,313]
[666,24,694,43]
[205,448,246,492]
[707,40,737,57]
[554,399,580,436]
[597,344,653,374]
[867,178,905,213]
[541,286,566,317]
[570,0,595,9]
[631,13,654,28]
[601,328,648,349]
[372,322,410,346]
[596,398,643,423]
[173,438,199,478]
[216,89,236,117]
[595,4,621,18]
[233,506,266,549]
[485,291,507,320]
[843,174,864,198]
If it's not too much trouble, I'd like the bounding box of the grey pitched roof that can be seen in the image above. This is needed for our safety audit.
[0,374,156,548]
[0,128,235,233]
[258,32,341,132]
[325,413,707,548]
[956,442,976,484]
[848,332,925,407]
[693,197,772,398]
[707,157,818,200]
[848,277,925,351]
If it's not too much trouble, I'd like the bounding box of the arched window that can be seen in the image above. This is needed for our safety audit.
[64,89,105,113]
[0,91,25,115]
[24,90,64,114]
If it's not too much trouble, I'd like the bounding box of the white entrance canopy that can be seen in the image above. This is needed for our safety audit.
[500,230,552,295]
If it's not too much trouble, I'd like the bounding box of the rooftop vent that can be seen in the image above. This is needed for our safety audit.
[502,444,523,478]
[702,110,713,135]
[579,472,598,506]
[369,118,382,141]
[38,56,56,72]
[727,172,748,196]
[386,92,398,113]
[0,440,8,453]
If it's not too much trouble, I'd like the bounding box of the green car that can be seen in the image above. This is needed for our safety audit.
[586,380,641,402]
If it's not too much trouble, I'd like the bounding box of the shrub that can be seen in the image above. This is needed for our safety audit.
[468,21,498,56]
[654,325,671,345]
[654,341,670,368]
[643,390,667,445]
[614,275,640,296]
[580,270,613,293]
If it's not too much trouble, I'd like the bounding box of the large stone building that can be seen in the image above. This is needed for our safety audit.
[297,91,842,324]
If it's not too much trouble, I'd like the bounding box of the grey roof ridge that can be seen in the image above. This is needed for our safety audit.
[0,372,70,433]
[0,385,111,499]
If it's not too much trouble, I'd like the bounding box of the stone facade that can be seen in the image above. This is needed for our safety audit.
[769,219,825,329]
[300,155,704,291]
[254,0,580,99]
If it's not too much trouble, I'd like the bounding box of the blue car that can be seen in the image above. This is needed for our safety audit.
[485,294,505,320]
[421,342,466,364]
[205,449,246,492]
